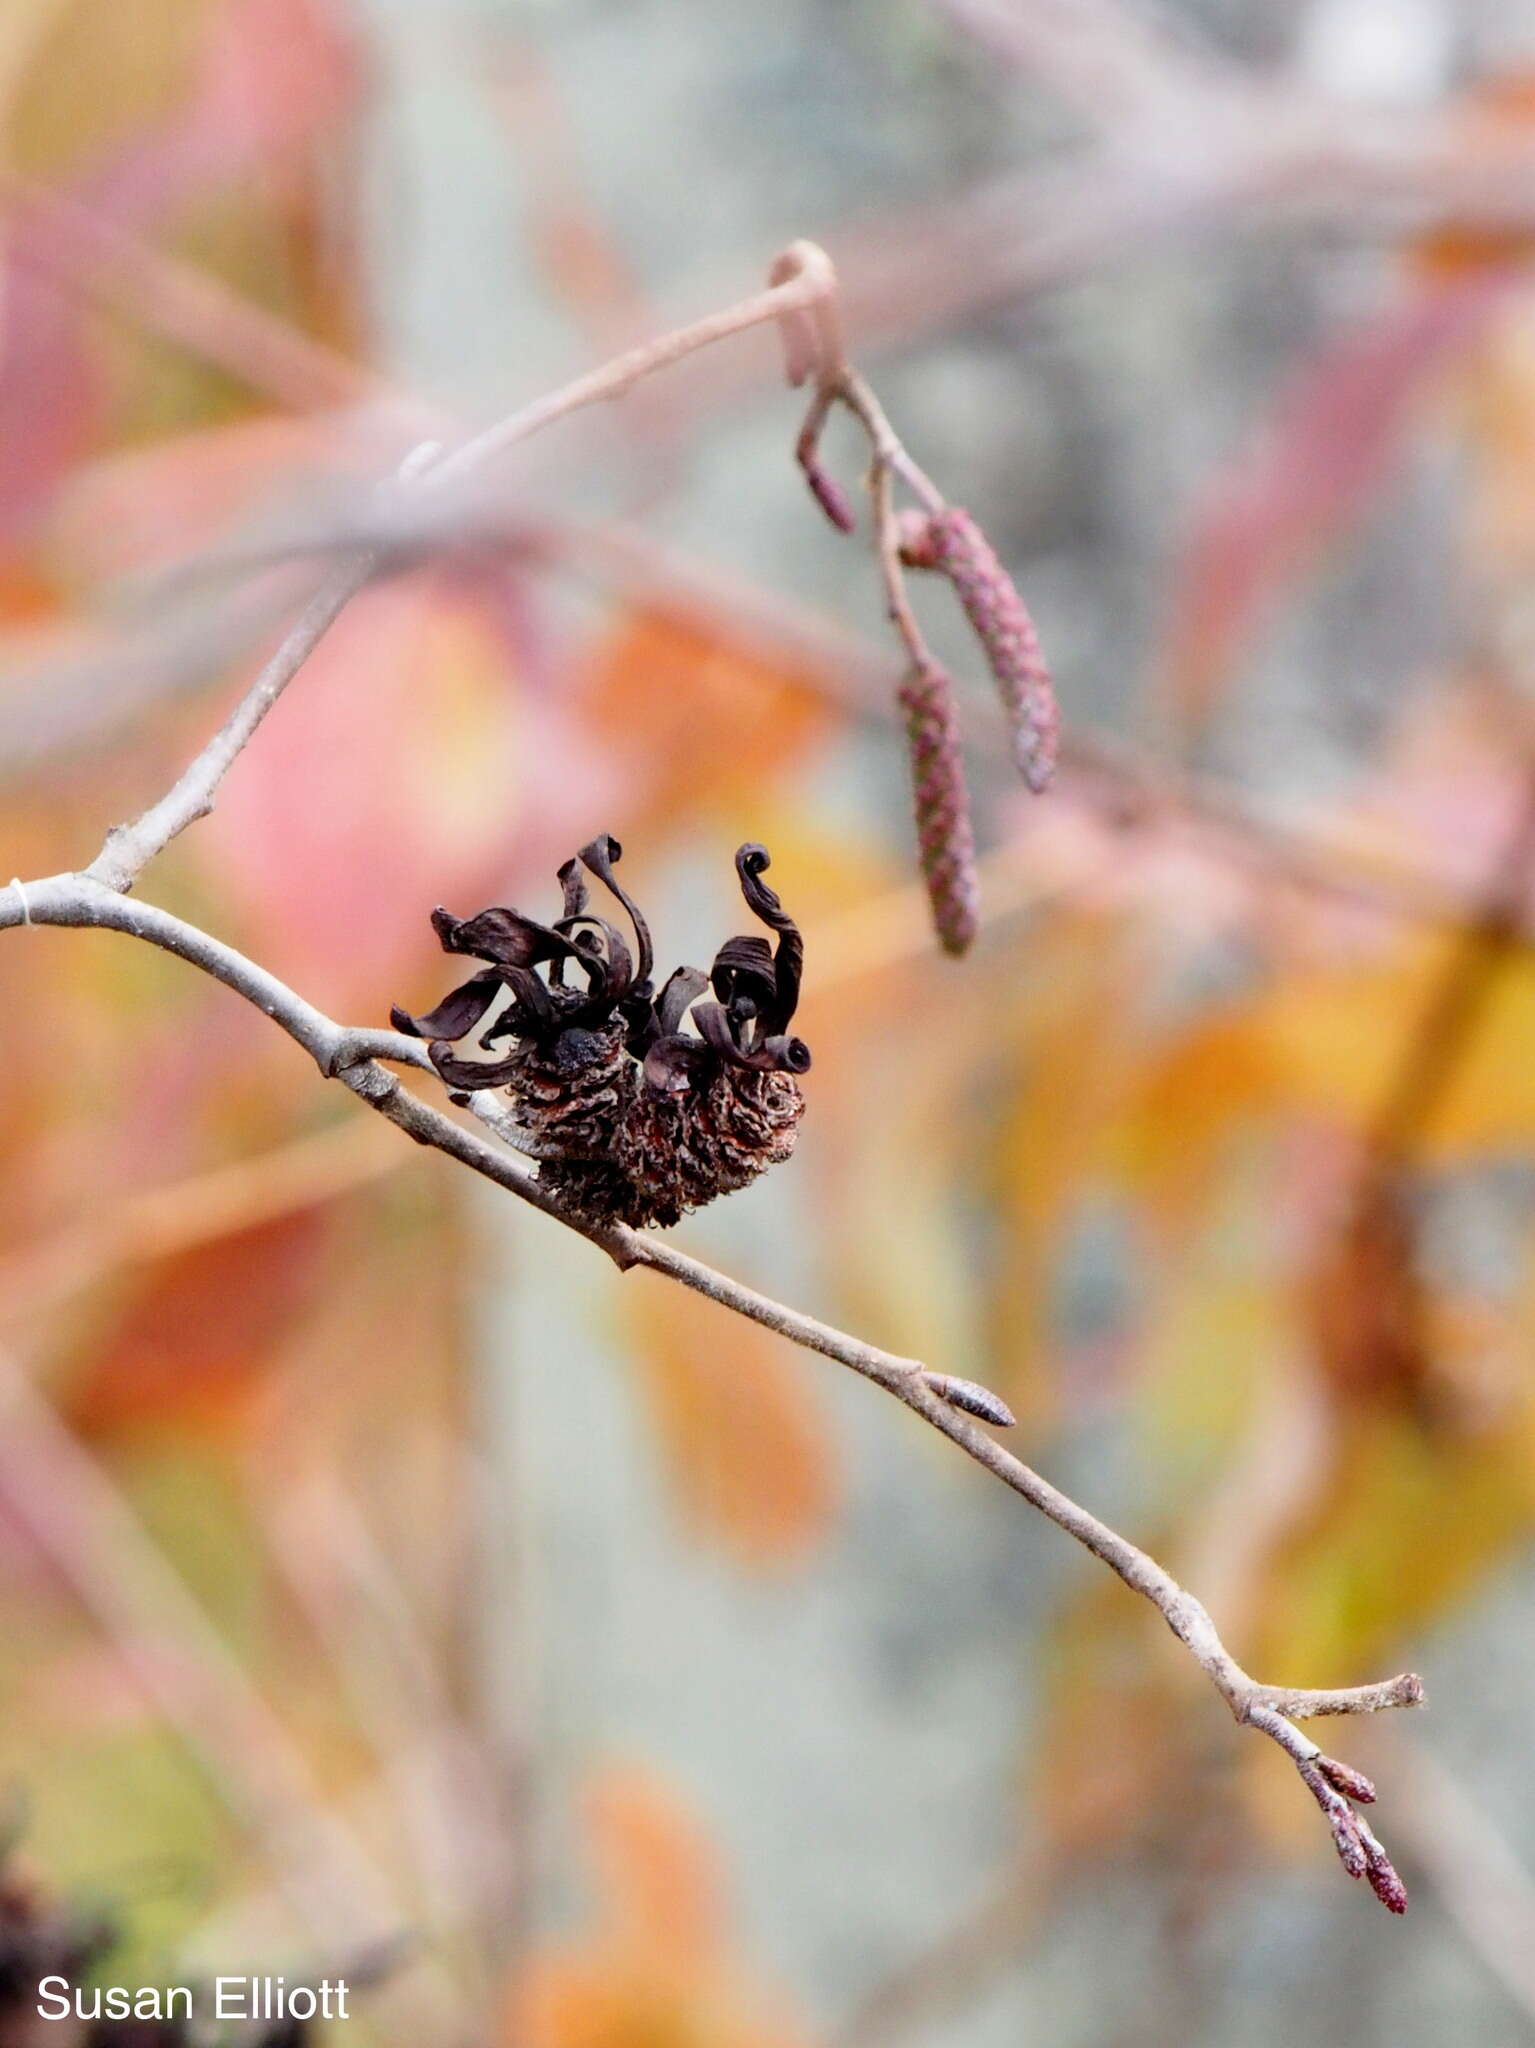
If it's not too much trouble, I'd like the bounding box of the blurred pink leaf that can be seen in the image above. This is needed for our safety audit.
[1161,273,1514,726]
[0,0,360,538]
[0,259,105,545]
[199,568,603,1012]
[48,415,341,583]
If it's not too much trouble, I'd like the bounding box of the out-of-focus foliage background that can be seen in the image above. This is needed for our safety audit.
[7,0,1535,2041]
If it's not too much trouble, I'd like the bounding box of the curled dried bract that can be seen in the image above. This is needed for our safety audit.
[394,839,811,1227]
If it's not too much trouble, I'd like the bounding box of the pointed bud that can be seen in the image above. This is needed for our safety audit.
[800,456,856,533]
[1317,1755,1377,1805]
[1327,1807,1368,1882]
[1364,1845,1408,1915]
[924,1373,1016,1427]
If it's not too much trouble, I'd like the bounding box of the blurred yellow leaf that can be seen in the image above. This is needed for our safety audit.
[987,910,1153,1424]
[4,0,204,178]
[1124,932,1535,1163]
[1257,1399,1535,1680]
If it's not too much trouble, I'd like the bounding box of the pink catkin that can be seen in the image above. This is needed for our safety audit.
[899,660,980,957]
[900,508,1059,793]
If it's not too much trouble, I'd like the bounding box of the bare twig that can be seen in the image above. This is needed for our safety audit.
[0,242,1423,1907]
[0,863,1422,1897]
[85,557,380,889]
[80,253,841,892]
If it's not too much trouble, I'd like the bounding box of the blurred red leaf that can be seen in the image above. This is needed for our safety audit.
[61,1208,328,1442]
[0,0,360,538]
[0,260,105,544]
[198,568,591,1012]
[191,0,359,176]
[48,414,337,584]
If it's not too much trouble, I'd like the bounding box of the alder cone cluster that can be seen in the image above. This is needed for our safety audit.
[393,837,810,1229]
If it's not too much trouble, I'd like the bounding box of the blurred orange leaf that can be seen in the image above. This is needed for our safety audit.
[626,1283,837,1567]
[511,1764,805,2048]
[579,609,831,827]
[1258,1399,1535,1680]
[1120,927,1535,1165]
[61,1207,328,1441]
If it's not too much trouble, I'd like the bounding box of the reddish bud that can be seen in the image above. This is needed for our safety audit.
[1317,1755,1377,1805]
[895,508,940,567]
[1364,1846,1408,1915]
[801,459,856,533]
[1327,1808,1368,1881]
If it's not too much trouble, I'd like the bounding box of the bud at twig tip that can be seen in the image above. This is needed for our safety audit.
[802,460,856,533]
[1365,1851,1408,1915]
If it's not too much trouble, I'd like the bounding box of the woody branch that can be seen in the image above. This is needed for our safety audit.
[0,241,1421,1911]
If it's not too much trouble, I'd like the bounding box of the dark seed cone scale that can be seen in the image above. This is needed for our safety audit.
[393,838,812,1229]
[497,1017,636,1164]
[615,1064,806,1227]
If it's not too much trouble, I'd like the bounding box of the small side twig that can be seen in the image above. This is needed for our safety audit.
[770,244,1057,954]
[84,251,844,894]
[0,240,1424,1913]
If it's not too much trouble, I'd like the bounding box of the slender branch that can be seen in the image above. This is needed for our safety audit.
[86,558,379,889]
[0,240,1424,1909]
[0,859,1422,1901]
[424,263,835,489]
[81,254,840,893]
[57,489,1535,949]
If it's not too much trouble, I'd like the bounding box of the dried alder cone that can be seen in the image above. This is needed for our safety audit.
[393,838,810,1228]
